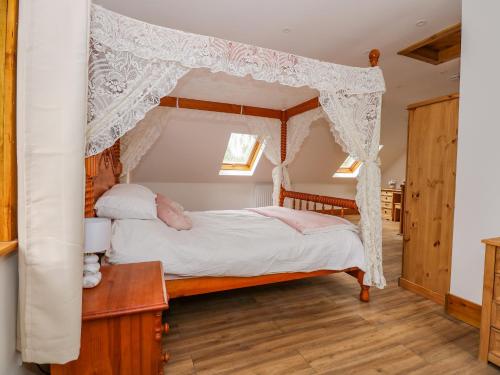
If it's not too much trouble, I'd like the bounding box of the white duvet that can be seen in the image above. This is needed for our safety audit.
[108,210,365,278]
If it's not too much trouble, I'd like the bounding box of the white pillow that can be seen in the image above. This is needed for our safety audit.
[95,184,157,220]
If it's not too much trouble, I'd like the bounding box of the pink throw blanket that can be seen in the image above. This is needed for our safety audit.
[247,206,357,235]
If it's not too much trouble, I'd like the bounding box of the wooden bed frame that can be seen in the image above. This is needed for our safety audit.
[84,50,381,303]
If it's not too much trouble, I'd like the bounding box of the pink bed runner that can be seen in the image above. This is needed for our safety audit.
[247,206,357,235]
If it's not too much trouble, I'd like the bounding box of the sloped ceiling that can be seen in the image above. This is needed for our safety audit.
[131,107,347,183]
[97,0,461,183]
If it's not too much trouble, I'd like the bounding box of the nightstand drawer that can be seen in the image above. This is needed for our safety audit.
[381,195,393,203]
[489,328,500,362]
[491,301,500,329]
[381,190,392,197]
[382,202,392,209]
[494,274,500,300]
[382,208,392,220]
[496,251,500,273]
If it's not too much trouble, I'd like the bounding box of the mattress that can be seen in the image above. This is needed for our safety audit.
[107,209,365,278]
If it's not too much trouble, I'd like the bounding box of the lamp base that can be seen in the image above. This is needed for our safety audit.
[83,253,102,288]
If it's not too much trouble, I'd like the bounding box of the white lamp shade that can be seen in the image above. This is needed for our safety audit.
[84,217,111,253]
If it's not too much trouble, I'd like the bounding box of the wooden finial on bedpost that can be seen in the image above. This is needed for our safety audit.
[369,49,380,67]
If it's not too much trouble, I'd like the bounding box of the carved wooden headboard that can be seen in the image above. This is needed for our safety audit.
[85,141,122,217]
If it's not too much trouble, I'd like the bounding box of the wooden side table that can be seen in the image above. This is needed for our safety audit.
[51,261,170,375]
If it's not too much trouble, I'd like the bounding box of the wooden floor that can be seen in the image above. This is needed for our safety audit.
[163,220,499,374]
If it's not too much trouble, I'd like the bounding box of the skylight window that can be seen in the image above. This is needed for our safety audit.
[219,133,264,176]
[333,145,383,178]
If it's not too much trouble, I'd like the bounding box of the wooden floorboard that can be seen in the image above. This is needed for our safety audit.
[163,219,499,374]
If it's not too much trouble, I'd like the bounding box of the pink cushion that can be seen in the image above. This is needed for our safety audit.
[156,193,184,214]
[156,194,192,231]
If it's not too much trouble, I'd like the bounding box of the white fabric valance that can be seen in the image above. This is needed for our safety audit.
[86,4,386,288]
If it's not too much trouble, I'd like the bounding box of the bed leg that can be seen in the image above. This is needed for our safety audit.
[355,270,370,302]
[360,285,370,302]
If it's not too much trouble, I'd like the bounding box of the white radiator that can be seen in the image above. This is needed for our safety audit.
[253,184,273,207]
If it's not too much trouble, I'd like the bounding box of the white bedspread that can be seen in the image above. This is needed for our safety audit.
[108,210,365,278]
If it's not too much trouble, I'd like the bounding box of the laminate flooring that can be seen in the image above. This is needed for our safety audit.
[163,219,498,374]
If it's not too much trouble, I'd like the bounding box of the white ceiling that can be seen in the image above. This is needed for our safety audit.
[97,0,461,181]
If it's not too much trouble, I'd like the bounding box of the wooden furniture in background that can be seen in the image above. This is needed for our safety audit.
[381,189,402,222]
[399,183,405,234]
[400,93,459,305]
[51,262,170,375]
[479,237,500,365]
[398,23,461,65]
[0,0,17,252]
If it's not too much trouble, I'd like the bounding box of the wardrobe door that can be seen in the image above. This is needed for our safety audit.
[402,96,458,303]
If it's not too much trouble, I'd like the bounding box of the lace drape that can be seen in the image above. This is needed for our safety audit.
[120,107,174,175]
[248,118,311,205]
[86,4,386,287]
[320,91,385,288]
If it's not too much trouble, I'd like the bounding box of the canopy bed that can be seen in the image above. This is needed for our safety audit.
[16,2,385,363]
[84,4,386,304]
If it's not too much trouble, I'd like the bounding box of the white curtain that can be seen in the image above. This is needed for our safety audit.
[17,0,90,363]
[320,91,385,287]
[86,4,386,288]
[249,114,314,206]
[120,107,174,175]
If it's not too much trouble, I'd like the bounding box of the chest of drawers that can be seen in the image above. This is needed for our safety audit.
[381,189,402,221]
[479,238,500,365]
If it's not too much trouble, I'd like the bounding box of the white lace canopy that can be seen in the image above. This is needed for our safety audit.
[87,5,386,288]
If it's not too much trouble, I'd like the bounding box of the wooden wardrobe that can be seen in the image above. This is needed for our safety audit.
[400,93,459,305]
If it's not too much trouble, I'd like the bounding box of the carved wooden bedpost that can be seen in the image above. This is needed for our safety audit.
[369,49,380,67]
[279,111,287,207]
[353,49,381,303]
[84,141,122,218]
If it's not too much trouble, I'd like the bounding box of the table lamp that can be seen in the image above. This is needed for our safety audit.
[83,217,111,288]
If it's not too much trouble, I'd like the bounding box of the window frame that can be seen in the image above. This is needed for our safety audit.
[335,159,362,175]
[220,138,263,172]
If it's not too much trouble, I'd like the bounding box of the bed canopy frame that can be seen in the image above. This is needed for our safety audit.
[85,5,386,299]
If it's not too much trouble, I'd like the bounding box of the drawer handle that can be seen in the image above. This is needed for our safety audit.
[161,352,170,363]
[155,332,162,341]
[163,323,170,334]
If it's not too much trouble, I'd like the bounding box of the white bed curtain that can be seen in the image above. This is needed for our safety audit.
[86,4,386,288]
[248,115,313,206]
[120,107,174,176]
[17,0,90,363]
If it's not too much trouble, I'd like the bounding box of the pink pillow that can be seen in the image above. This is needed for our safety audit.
[156,193,184,214]
[156,195,192,231]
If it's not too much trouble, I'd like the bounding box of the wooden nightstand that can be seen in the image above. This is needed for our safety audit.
[51,261,170,375]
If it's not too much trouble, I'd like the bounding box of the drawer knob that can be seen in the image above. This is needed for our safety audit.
[161,352,170,363]
[163,323,170,334]
[155,332,162,341]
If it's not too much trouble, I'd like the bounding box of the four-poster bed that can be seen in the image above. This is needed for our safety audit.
[84,50,380,303]
[84,4,386,304]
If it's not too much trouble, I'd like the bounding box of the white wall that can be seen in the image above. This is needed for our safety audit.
[0,253,30,375]
[142,182,356,211]
[450,0,500,304]
[381,153,406,189]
